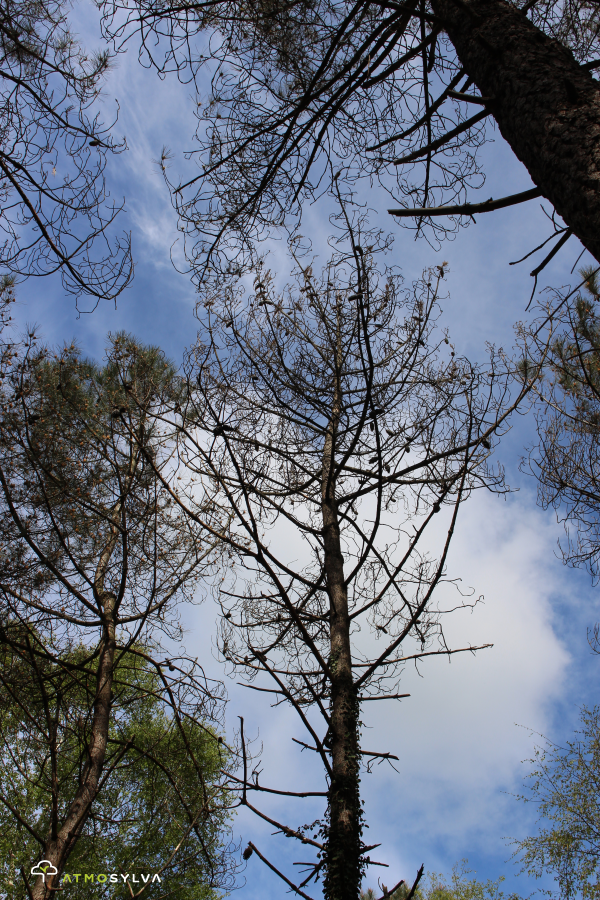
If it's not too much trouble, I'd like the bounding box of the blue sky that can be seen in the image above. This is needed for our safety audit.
[9,4,600,898]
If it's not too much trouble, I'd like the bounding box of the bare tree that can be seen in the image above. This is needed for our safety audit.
[99,0,600,286]
[150,211,534,900]
[0,322,232,899]
[0,0,132,304]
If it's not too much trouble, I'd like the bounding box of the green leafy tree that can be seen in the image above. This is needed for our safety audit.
[512,707,600,900]
[0,640,233,900]
[0,321,234,899]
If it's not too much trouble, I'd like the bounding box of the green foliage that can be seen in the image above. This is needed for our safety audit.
[580,267,600,303]
[0,330,199,618]
[0,322,232,897]
[513,707,600,900]
[0,637,232,899]
[520,266,600,576]
[361,861,521,900]
[546,269,600,421]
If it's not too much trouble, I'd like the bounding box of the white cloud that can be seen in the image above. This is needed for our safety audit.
[359,490,572,873]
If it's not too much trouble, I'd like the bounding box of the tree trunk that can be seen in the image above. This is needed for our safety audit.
[321,394,363,900]
[430,0,600,263]
[31,606,116,900]
[31,510,122,900]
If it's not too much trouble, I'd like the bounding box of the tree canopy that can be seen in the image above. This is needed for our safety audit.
[0,0,132,303]
[520,268,600,578]
[513,706,600,900]
[98,0,600,286]
[139,209,533,900]
[0,640,233,900]
[0,308,233,899]
[362,860,521,900]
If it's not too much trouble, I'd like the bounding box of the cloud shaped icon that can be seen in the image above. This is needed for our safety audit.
[31,861,58,883]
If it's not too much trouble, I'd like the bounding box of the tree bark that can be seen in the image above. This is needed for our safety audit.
[31,616,116,899]
[30,517,121,900]
[321,378,363,900]
[430,0,600,263]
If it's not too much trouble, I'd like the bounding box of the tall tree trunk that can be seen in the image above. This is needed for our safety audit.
[31,610,116,899]
[321,383,363,900]
[31,517,122,900]
[431,0,600,263]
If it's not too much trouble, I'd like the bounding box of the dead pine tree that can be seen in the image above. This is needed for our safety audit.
[0,0,133,303]
[167,216,535,900]
[101,0,600,286]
